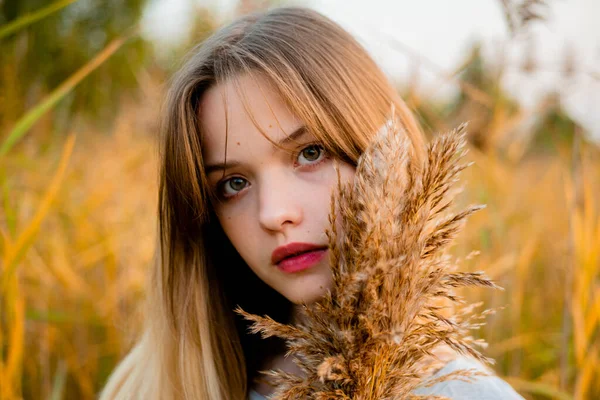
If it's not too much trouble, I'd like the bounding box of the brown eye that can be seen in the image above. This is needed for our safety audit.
[297,144,325,165]
[221,177,248,197]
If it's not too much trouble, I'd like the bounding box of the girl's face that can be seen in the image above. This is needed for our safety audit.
[199,73,355,304]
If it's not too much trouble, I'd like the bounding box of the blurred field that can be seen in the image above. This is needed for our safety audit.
[1,2,599,400]
[1,91,159,399]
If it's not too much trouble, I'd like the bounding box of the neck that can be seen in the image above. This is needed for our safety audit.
[252,304,307,396]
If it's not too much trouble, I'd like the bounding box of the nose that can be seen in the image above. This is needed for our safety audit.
[258,170,304,233]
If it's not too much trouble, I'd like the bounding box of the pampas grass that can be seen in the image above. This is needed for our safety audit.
[237,118,502,399]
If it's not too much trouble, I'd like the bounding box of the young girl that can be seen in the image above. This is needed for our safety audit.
[101,6,523,400]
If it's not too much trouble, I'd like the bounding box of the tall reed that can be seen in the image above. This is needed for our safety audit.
[239,120,501,399]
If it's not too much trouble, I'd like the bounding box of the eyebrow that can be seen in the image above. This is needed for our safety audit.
[205,125,308,175]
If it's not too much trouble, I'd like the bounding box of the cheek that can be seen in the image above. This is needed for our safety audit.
[328,162,356,194]
[329,162,356,228]
[339,163,356,184]
[302,163,355,218]
[215,209,252,254]
[219,211,245,234]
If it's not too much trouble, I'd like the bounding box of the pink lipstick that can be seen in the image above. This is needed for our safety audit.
[272,242,328,273]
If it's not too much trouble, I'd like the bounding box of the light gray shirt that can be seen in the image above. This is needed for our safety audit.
[248,356,524,399]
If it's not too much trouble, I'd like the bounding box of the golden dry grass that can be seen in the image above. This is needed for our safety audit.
[238,122,499,399]
[1,93,159,399]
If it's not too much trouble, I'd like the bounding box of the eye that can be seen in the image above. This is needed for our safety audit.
[297,144,327,166]
[219,177,249,198]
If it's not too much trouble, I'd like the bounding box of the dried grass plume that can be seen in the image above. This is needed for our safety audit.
[238,116,502,399]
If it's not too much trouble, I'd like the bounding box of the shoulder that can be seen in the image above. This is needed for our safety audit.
[100,334,161,400]
[413,356,525,399]
[249,389,267,400]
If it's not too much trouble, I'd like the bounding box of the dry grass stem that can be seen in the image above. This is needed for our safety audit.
[238,118,502,399]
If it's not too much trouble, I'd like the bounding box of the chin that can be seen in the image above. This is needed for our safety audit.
[285,270,332,305]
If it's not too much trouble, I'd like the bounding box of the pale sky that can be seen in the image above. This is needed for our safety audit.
[143,0,600,140]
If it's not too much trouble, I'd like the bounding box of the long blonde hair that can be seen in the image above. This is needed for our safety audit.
[100,6,426,400]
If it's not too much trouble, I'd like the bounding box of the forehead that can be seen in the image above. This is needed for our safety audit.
[198,73,301,163]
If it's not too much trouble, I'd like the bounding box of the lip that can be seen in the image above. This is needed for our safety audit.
[272,242,328,273]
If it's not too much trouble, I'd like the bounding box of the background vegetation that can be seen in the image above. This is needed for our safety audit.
[0,0,598,399]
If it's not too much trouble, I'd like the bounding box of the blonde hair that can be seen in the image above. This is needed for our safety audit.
[100,6,425,400]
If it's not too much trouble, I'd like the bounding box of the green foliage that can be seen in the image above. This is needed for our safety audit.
[0,0,150,130]
[1,31,136,156]
[0,0,78,39]
[529,93,581,154]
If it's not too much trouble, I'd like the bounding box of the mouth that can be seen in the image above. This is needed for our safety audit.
[276,248,328,273]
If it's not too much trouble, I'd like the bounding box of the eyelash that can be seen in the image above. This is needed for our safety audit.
[215,143,330,201]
